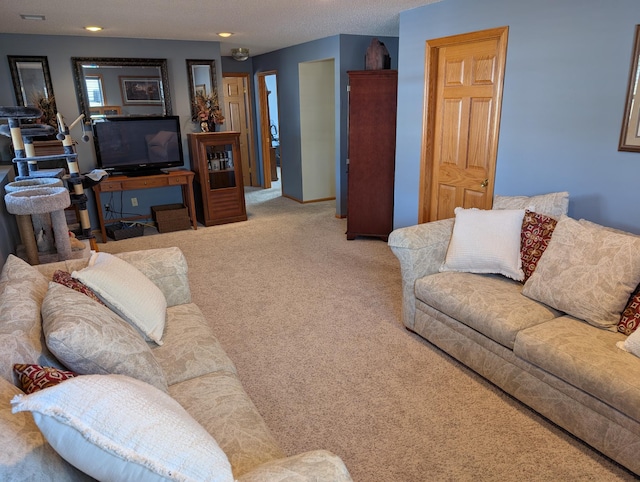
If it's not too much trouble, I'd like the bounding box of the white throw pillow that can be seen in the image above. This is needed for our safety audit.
[440,207,526,281]
[11,374,234,482]
[72,252,167,345]
[617,329,640,357]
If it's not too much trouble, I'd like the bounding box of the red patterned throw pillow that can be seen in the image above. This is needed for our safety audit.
[13,364,78,394]
[618,285,640,335]
[520,211,558,282]
[53,270,105,305]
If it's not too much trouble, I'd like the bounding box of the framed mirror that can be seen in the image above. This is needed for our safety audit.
[71,57,172,120]
[619,25,640,152]
[7,55,57,128]
[186,59,219,125]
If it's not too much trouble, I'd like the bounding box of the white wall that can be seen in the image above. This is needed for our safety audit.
[299,59,336,202]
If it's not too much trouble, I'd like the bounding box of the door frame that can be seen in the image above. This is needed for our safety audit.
[419,26,509,223]
[222,72,259,186]
[257,70,278,189]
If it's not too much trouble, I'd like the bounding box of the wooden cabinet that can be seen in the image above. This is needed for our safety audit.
[187,132,247,226]
[346,70,397,241]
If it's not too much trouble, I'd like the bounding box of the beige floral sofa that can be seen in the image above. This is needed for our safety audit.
[388,192,640,476]
[0,246,353,481]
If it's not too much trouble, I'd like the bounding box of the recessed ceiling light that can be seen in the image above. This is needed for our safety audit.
[217,32,233,38]
[85,26,103,32]
[20,14,46,21]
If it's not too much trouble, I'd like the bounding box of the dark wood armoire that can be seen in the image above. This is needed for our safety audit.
[346,70,397,241]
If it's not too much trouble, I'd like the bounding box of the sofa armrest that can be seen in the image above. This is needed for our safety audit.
[388,218,454,329]
[236,450,353,481]
[116,247,191,307]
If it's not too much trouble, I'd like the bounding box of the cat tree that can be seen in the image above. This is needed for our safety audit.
[1,106,100,264]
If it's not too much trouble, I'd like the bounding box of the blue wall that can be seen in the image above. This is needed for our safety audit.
[395,0,640,234]
[252,34,398,215]
[0,34,223,230]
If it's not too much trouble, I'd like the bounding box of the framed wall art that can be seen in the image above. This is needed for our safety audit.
[619,25,640,152]
[120,77,162,105]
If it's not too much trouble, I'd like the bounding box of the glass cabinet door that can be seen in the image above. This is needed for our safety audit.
[206,144,236,189]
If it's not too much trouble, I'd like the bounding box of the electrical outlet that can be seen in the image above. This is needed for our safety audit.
[131,198,138,207]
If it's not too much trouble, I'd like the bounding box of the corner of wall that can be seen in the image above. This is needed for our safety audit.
[0,166,20,271]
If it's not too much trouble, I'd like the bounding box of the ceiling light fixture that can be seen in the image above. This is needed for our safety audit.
[84,26,103,32]
[20,14,46,21]
[231,48,250,62]
[217,32,233,38]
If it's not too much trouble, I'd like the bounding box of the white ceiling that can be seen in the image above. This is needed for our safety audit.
[0,0,441,57]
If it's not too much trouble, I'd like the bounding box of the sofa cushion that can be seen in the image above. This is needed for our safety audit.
[11,374,234,482]
[520,211,557,282]
[0,376,90,481]
[493,191,569,219]
[13,364,77,394]
[42,282,168,392]
[440,207,526,281]
[72,252,167,345]
[152,303,237,385]
[415,272,560,349]
[170,371,286,478]
[0,255,63,385]
[522,216,640,331]
[116,247,191,307]
[237,450,353,482]
[513,316,640,422]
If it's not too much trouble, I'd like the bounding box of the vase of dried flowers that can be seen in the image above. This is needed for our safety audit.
[193,92,225,132]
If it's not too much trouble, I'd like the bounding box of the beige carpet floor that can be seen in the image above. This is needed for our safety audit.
[98,185,637,481]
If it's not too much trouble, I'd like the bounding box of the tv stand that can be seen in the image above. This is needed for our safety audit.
[123,169,168,177]
[92,169,197,243]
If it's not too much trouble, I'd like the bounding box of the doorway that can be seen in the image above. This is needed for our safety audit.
[257,71,281,190]
[419,26,509,222]
[222,73,259,186]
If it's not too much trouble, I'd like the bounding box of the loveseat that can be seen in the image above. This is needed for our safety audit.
[388,192,640,476]
[0,246,353,481]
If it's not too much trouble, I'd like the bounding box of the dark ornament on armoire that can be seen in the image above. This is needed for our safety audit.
[365,38,391,70]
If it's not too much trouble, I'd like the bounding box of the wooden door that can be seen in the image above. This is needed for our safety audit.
[222,74,258,186]
[419,27,508,222]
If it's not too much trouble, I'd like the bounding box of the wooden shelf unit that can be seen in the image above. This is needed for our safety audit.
[187,132,247,226]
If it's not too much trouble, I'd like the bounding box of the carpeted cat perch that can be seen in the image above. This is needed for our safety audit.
[5,178,64,256]
[4,186,71,265]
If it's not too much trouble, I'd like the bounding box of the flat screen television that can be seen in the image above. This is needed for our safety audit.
[92,115,184,176]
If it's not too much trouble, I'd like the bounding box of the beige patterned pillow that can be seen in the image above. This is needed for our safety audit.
[522,216,640,330]
[493,191,569,219]
[42,282,168,392]
[0,255,62,385]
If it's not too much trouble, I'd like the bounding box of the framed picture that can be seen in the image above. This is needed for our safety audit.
[619,25,640,152]
[120,77,162,105]
[195,84,206,97]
